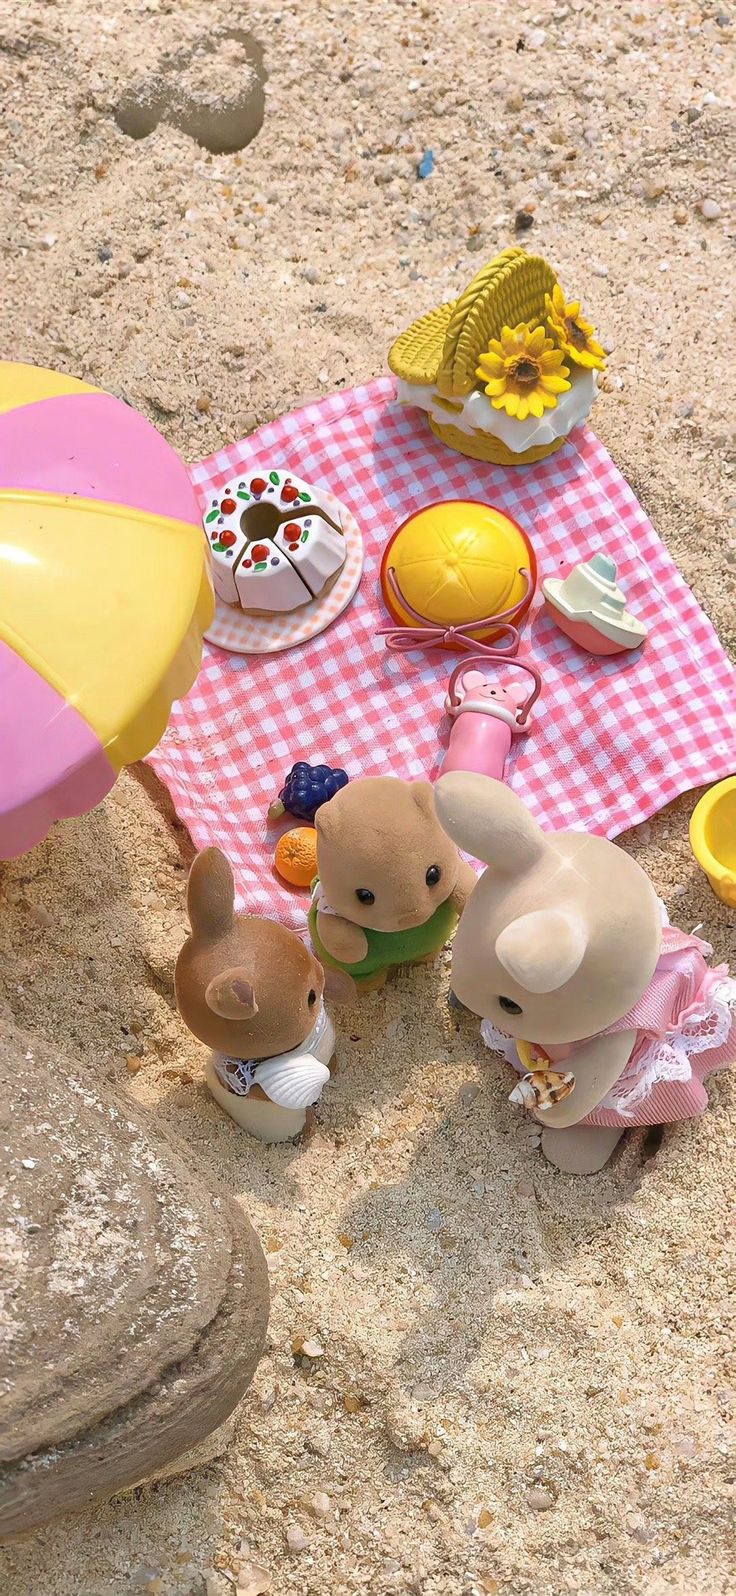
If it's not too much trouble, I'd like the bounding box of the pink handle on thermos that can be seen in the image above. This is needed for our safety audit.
[441,655,542,782]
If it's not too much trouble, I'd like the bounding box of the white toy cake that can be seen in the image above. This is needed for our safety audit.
[203,469,347,614]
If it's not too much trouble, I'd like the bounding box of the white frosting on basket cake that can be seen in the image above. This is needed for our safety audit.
[395,367,598,453]
[203,468,347,614]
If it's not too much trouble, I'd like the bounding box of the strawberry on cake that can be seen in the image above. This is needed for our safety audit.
[203,468,347,614]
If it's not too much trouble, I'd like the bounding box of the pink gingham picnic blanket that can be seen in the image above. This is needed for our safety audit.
[149,377,736,928]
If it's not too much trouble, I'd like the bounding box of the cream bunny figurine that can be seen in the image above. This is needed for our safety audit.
[435,773,736,1174]
[175,848,351,1142]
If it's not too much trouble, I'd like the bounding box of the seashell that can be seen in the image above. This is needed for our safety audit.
[509,1069,575,1112]
[253,1053,330,1109]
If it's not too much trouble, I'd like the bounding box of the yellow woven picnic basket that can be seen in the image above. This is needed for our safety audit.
[389,247,567,466]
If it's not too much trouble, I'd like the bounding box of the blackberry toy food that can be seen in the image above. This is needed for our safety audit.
[269,762,349,824]
[203,468,347,615]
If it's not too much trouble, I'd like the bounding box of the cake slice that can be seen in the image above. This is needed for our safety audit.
[234,539,313,613]
[274,514,346,598]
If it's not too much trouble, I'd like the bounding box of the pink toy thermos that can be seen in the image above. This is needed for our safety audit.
[442,656,541,782]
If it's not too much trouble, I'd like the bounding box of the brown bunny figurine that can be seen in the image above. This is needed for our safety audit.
[308,776,476,991]
[176,847,352,1142]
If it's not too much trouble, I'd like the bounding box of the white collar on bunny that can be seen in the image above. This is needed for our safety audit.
[213,1001,333,1109]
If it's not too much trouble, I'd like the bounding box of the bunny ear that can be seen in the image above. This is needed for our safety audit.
[434,773,545,871]
[314,794,339,840]
[205,966,259,1020]
[410,780,436,817]
[187,848,235,940]
[495,910,587,993]
[322,965,358,1005]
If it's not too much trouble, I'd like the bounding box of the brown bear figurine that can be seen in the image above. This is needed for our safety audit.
[308,776,476,991]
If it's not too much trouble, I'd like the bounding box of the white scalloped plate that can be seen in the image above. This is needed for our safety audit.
[204,505,363,655]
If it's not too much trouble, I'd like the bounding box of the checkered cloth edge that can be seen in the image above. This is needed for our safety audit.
[149,377,736,927]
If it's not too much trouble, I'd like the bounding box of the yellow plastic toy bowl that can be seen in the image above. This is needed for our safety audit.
[689,777,736,908]
[380,499,536,648]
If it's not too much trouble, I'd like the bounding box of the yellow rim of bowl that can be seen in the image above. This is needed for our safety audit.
[689,776,736,881]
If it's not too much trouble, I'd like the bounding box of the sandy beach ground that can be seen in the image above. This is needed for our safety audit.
[0,1,734,1592]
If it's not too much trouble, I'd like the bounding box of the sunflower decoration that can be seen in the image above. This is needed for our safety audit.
[476,322,571,422]
[545,284,606,371]
[388,248,605,465]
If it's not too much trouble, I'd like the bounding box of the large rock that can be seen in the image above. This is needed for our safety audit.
[0,1019,269,1538]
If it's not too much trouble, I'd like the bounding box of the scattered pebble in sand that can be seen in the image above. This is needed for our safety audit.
[131,1569,163,1591]
[235,1565,272,1596]
[300,1339,325,1359]
[205,1576,228,1596]
[310,1491,331,1518]
[700,197,722,219]
[526,1487,555,1511]
[629,1519,654,1544]
[674,204,688,223]
[285,1524,308,1554]
[28,903,53,928]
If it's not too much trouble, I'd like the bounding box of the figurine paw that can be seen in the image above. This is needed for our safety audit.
[540,1124,624,1175]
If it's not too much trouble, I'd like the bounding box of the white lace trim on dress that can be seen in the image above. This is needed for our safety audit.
[597,975,736,1117]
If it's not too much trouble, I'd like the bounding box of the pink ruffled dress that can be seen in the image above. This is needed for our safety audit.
[481,921,736,1129]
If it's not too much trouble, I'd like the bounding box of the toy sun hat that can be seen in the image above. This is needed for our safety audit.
[0,361,213,858]
[542,553,647,655]
[380,498,536,650]
[689,777,736,908]
[388,247,605,465]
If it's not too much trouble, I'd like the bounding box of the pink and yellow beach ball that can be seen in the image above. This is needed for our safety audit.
[0,362,213,857]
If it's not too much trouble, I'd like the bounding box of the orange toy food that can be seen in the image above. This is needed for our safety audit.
[274,827,319,888]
